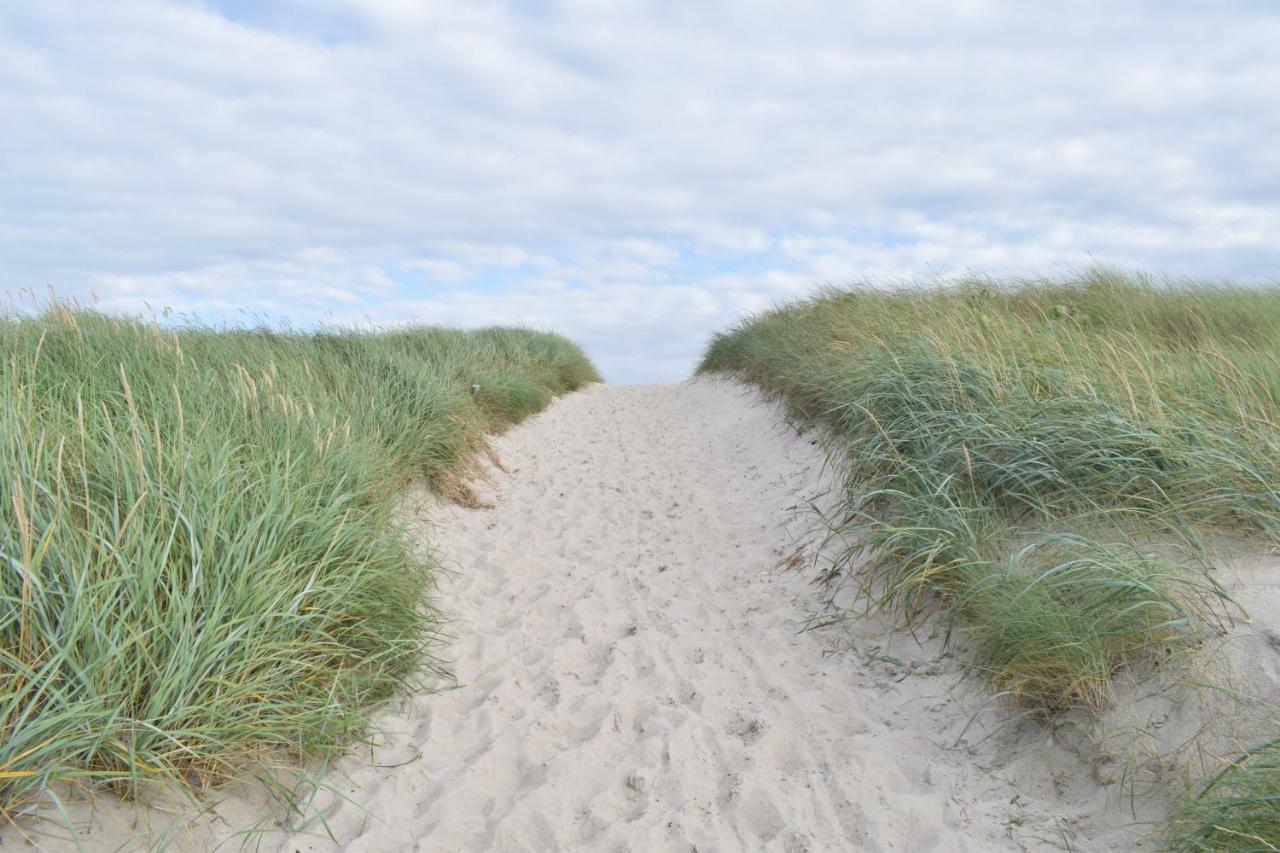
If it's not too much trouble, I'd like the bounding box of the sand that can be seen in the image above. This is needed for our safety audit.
[12,380,1280,851]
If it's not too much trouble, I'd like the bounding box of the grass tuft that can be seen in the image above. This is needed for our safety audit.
[1169,739,1280,852]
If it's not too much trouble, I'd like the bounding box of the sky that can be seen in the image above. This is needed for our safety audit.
[2,2,1278,382]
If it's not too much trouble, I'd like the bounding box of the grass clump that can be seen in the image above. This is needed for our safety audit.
[965,538,1217,712]
[700,269,1280,843]
[1168,739,1280,852]
[0,304,598,821]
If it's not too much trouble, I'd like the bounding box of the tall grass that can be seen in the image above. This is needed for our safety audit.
[699,270,1280,845]
[0,304,599,822]
[1169,738,1280,852]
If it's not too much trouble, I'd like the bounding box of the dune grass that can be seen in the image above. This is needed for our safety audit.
[1168,737,1280,852]
[699,269,1280,846]
[0,304,599,823]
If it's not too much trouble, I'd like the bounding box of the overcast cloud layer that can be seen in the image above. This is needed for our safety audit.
[3,1,1278,380]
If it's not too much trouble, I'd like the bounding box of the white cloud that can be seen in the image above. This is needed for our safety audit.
[1,0,1277,380]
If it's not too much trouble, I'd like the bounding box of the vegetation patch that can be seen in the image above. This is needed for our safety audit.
[0,306,599,820]
[1169,738,1280,852]
[699,269,1280,845]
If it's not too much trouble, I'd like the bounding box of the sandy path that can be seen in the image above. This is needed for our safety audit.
[285,380,904,851]
[21,380,1190,851]
[252,381,1142,853]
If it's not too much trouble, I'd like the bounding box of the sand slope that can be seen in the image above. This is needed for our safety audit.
[25,379,1266,851]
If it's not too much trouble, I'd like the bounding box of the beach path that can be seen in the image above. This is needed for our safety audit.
[261,381,1098,853]
[27,381,1144,852]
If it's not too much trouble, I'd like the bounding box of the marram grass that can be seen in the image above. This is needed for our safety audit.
[0,305,599,820]
[1168,738,1280,852]
[699,269,1280,848]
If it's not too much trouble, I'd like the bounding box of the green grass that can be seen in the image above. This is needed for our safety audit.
[0,304,599,822]
[698,269,1280,846]
[1169,738,1280,852]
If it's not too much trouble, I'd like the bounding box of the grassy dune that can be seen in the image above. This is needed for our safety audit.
[0,305,598,820]
[699,270,1280,850]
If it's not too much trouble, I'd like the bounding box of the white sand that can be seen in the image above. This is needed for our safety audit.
[14,380,1280,851]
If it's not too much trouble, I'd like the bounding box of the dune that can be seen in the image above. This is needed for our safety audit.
[16,379,1280,851]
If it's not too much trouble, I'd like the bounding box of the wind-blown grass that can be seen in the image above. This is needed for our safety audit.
[0,305,599,821]
[1169,738,1280,852]
[699,270,1280,846]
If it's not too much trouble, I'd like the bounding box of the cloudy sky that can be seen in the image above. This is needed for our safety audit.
[2,2,1278,381]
